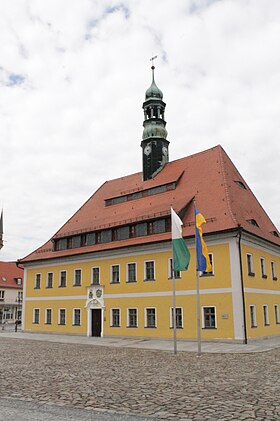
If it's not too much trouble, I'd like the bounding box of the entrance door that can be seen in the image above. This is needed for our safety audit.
[91,309,102,337]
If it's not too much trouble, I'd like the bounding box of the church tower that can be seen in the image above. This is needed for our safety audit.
[141,65,169,180]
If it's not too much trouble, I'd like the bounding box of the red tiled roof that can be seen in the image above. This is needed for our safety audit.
[20,145,280,263]
[0,261,24,288]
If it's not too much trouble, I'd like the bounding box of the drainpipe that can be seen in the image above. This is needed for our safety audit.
[238,227,247,344]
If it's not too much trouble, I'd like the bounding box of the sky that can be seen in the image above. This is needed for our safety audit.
[0,0,280,262]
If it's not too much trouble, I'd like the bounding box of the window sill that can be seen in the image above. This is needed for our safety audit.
[200,273,214,277]
[46,286,53,289]
[34,287,41,290]
[264,324,270,326]
[168,277,181,280]
[143,279,155,282]
[59,285,66,288]
[110,281,120,284]
[126,280,137,283]
[170,327,183,329]
[126,326,138,328]
[248,272,255,277]
[44,323,52,325]
[145,326,156,329]
[58,323,66,326]
[251,325,258,328]
[91,283,100,286]
[273,277,278,281]
[73,284,81,287]
[32,322,39,325]
[202,327,217,330]
[110,325,120,328]
[72,324,81,326]
[262,275,268,279]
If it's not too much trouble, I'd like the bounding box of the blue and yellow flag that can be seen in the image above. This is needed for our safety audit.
[195,206,212,272]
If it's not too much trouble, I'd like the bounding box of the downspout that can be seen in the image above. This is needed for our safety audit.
[238,227,247,344]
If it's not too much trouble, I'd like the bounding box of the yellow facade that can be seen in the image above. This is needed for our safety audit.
[22,234,280,341]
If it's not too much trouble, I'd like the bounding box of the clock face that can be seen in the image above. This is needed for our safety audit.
[162,146,168,156]
[144,144,152,156]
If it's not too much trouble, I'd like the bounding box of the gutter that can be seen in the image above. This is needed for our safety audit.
[238,226,248,344]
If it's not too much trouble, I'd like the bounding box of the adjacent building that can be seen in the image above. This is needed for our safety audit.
[0,261,24,324]
[19,67,280,342]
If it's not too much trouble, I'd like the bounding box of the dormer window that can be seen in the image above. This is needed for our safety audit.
[247,219,259,227]
[271,230,279,237]
[235,181,247,190]
[16,278,22,286]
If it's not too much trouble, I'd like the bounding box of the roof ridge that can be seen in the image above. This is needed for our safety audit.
[218,146,238,226]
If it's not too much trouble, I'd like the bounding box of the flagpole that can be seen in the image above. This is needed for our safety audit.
[172,259,178,355]
[194,199,202,357]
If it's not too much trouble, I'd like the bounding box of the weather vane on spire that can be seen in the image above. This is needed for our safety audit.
[150,55,158,68]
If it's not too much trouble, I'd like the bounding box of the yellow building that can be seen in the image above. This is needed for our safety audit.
[19,67,280,342]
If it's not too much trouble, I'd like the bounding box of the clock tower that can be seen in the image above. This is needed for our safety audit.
[141,65,169,181]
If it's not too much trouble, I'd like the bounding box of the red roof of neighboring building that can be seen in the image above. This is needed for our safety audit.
[20,145,280,263]
[0,261,24,288]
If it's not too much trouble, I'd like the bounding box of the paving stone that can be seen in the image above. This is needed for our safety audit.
[0,337,279,420]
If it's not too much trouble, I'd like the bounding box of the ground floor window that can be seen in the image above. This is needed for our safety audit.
[145,308,156,328]
[73,309,81,326]
[59,309,66,325]
[263,305,269,326]
[250,305,257,328]
[33,308,40,324]
[170,307,183,328]
[111,308,120,327]
[202,307,216,329]
[127,308,137,327]
[45,309,52,325]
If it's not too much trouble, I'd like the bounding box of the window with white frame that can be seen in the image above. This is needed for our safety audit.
[33,308,40,324]
[91,267,100,285]
[45,309,52,325]
[74,269,82,286]
[246,254,254,276]
[145,308,156,328]
[260,258,267,279]
[263,305,269,326]
[249,305,257,327]
[168,258,181,279]
[59,271,67,287]
[111,308,120,327]
[0,290,4,301]
[46,272,53,288]
[34,273,41,289]
[274,305,280,324]
[127,263,136,282]
[111,265,120,283]
[271,261,277,280]
[170,307,183,329]
[73,308,81,326]
[202,253,214,276]
[59,308,66,325]
[202,307,216,329]
[127,308,137,327]
[144,261,155,281]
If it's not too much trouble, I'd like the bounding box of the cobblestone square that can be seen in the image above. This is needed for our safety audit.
[0,337,279,420]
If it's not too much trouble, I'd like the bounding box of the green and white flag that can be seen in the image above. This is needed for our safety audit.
[171,207,190,271]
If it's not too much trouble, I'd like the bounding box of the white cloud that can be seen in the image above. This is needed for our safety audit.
[0,0,279,260]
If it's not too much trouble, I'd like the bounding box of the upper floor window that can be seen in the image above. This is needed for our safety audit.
[144,261,155,281]
[34,273,41,289]
[91,267,100,285]
[271,261,277,281]
[168,258,181,279]
[246,254,255,276]
[111,265,120,284]
[74,269,82,286]
[46,272,53,288]
[127,263,136,283]
[202,307,216,329]
[0,290,5,301]
[201,253,214,277]
[260,257,267,279]
[59,271,67,288]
